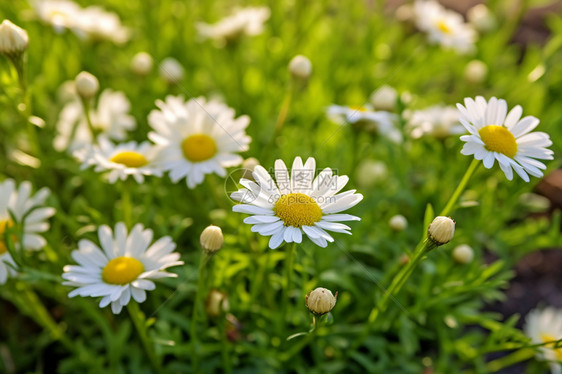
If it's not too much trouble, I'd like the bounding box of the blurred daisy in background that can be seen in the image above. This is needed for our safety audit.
[80,138,163,183]
[457,96,553,182]
[33,0,129,43]
[0,179,55,284]
[54,88,136,153]
[231,157,363,249]
[148,96,251,189]
[413,0,477,54]
[405,104,465,139]
[326,104,402,143]
[62,223,183,314]
[196,6,270,46]
[524,307,562,374]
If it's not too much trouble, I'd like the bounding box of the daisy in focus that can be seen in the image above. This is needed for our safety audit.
[524,307,562,374]
[79,138,163,183]
[148,96,251,189]
[406,105,465,139]
[231,157,363,249]
[326,104,402,143]
[457,96,553,182]
[54,88,136,153]
[0,179,55,284]
[196,6,270,45]
[413,0,477,54]
[62,223,183,314]
[33,0,129,43]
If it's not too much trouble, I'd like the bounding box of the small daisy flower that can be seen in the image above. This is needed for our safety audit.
[0,179,55,284]
[524,307,562,374]
[148,95,251,189]
[414,0,477,54]
[457,96,553,182]
[62,223,184,314]
[80,138,163,183]
[196,6,270,45]
[33,0,82,33]
[327,104,402,143]
[406,105,465,139]
[231,157,363,249]
[54,89,136,153]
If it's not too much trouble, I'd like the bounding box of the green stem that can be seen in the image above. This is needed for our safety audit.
[219,314,232,374]
[267,82,294,156]
[121,180,132,228]
[127,302,161,372]
[282,315,318,361]
[80,98,98,144]
[439,158,479,216]
[282,243,297,330]
[485,348,536,372]
[190,253,210,371]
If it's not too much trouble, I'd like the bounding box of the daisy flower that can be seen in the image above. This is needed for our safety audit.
[457,96,553,182]
[196,6,270,45]
[148,95,251,189]
[406,104,465,139]
[54,88,136,153]
[524,307,562,374]
[33,0,82,33]
[231,157,363,249]
[0,179,55,284]
[80,138,163,183]
[326,104,402,143]
[414,0,477,54]
[62,223,184,314]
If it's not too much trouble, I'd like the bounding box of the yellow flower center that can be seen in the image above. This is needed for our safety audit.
[350,106,368,112]
[274,193,323,228]
[0,219,15,255]
[436,20,452,34]
[181,134,217,162]
[102,256,145,285]
[110,151,148,168]
[478,125,518,158]
[541,333,562,360]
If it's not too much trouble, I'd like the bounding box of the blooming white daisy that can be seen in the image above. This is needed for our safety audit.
[457,96,553,182]
[54,88,136,153]
[231,157,363,249]
[414,0,477,54]
[33,0,129,43]
[62,223,184,314]
[0,179,55,284]
[524,307,562,374]
[406,104,465,139]
[80,138,163,184]
[326,104,402,143]
[196,6,270,45]
[148,95,251,189]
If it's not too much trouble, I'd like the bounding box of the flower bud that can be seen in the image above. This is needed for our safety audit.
[369,85,398,111]
[131,52,153,75]
[159,57,184,84]
[467,4,496,33]
[205,289,229,317]
[305,287,337,316]
[355,159,388,188]
[464,60,488,84]
[389,214,408,232]
[200,225,224,253]
[0,20,29,58]
[452,244,474,264]
[428,216,455,246]
[288,55,312,80]
[75,71,99,100]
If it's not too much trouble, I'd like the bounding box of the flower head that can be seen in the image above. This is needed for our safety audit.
[200,225,224,253]
[148,96,251,188]
[289,55,312,80]
[524,306,562,373]
[62,223,183,314]
[428,216,455,245]
[0,20,29,58]
[196,6,270,45]
[452,244,474,264]
[414,0,476,54]
[159,57,184,84]
[75,71,99,100]
[0,179,55,284]
[131,52,153,75]
[79,138,163,183]
[231,157,363,249]
[306,287,337,316]
[457,96,553,182]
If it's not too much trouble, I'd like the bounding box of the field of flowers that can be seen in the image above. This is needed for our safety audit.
[1,0,562,373]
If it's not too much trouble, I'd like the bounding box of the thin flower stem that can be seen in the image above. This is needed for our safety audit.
[127,302,162,372]
[219,314,232,374]
[281,242,297,331]
[485,348,535,373]
[281,315,318,362]
[80,98,98,144]
[121,180,132,228]
[190,253,210,371]
[439,158,479,217]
